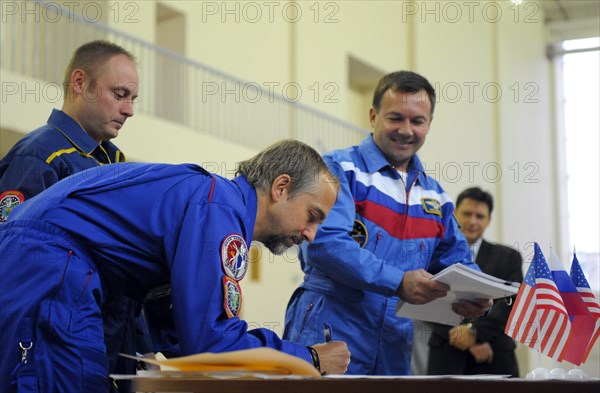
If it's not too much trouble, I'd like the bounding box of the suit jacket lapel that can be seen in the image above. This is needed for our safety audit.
[475,239,493,273]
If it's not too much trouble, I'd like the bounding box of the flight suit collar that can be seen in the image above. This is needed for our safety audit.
[358,134,428,186]
[232,175,257,242]
[47,109,102,156]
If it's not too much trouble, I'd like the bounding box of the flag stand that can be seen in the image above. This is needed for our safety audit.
[525,248,548,379]
[526,253,548,379]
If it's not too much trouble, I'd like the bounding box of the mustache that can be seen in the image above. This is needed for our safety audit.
[390,136,413,143]
[263,233,304,255]
[289,233,304,246]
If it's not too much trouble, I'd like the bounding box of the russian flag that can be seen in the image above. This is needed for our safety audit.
[570,253,600,362]
[548,248,595,365]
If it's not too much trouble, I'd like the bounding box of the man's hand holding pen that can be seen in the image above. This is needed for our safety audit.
[308,323,351,375]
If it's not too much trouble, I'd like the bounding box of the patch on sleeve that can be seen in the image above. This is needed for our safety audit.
[0,190,25,223]
[220,234,248,280]
[222,276,242,318]
[350,219,368,248]
[421,198,442,217]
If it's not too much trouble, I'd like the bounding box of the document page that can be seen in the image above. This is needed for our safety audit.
[119,347,321,378]
[395,263,520,325]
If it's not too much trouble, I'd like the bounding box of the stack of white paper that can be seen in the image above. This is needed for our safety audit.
[395,263,520,326]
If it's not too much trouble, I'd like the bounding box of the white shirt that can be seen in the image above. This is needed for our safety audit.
[469,237,483,262]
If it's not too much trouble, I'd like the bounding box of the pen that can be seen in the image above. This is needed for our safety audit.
[323,322,333,342]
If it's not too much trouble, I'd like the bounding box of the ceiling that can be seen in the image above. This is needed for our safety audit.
[540,0,600,23]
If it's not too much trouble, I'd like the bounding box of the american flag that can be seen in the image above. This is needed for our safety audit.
[570,253,600,362]
[505,243,571,361]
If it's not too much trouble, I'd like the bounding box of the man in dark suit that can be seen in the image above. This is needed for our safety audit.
[427,187,523,377]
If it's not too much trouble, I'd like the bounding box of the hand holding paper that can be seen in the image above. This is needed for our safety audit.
[395,269,450,304]
[395,263,519,325]
[451,298,493,318]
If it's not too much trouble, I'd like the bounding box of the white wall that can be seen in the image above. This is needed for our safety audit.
[0,71,257,168]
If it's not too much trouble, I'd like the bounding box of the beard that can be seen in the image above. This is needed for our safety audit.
[261,232,304,255]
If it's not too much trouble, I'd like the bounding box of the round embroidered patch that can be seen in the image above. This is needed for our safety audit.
[222,276,242,318]
[350,219,368,248]
[221,234,248,280]
[0,190,25,223]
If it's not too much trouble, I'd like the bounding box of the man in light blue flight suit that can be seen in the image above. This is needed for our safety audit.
[283,71,492,375]
[0,140,350,392]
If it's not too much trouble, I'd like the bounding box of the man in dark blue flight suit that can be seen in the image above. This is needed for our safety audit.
[0,40,134,216]
[0,40,151,392]
[0,140,351,392]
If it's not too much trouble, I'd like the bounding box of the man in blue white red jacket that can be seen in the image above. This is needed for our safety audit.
[283,71,492,375]
[0,140,350,392]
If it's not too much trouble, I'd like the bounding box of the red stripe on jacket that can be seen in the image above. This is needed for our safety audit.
[355,199,445,240]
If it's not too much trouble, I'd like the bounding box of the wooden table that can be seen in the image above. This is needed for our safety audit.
[132,376,599,393]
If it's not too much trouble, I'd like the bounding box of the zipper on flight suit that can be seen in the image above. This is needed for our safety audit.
[45,250,74,327]
[77,268,95,302]
[373,232,382,254]
[402,173,421,269]
[402,173,420,235]
[294,303,314,342]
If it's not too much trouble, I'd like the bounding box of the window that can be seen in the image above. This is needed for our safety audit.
[562,37,600,290]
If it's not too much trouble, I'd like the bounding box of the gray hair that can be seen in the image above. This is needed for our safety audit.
[236,140,338,198]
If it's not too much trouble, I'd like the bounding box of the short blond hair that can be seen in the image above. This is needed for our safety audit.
[63,40,136,89]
